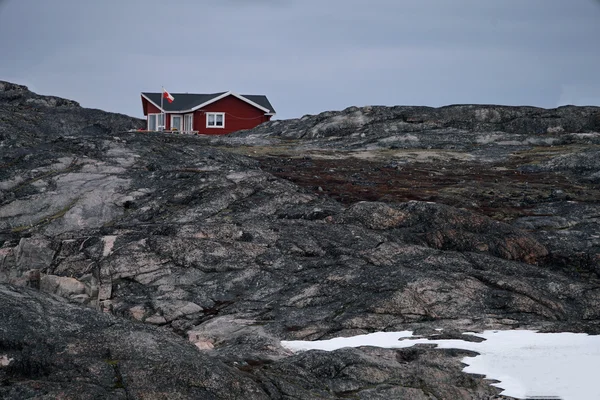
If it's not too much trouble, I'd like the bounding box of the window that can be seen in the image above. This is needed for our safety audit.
[206,112,225,128]
[148,115,156,131]
[171,115,182,131]
[184,113,194,132]
[148,113,164,131]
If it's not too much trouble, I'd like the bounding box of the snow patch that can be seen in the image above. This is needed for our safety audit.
[281,329,600,400]
[283,331,414,352]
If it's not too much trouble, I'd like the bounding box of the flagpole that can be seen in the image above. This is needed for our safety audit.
[161,86,164,131]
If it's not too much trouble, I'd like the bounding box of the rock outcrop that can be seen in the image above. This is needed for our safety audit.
[1,81,599,399]
[224,103,600,150]
[0,80,143,148]
[0,284,269,399]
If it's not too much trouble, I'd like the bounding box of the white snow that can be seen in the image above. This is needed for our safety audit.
[281,329,600,400]
[282,331,414,352]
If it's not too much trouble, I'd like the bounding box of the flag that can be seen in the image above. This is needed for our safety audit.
[163,88,175,103]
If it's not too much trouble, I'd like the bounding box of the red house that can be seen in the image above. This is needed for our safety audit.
[140,91,275,134]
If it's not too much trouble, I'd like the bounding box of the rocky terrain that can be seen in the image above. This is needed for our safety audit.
[1,80,599,399]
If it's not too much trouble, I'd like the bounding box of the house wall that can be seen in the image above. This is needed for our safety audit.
[145,102,161,115]
[193,95,271,135]
[142,94,272,133]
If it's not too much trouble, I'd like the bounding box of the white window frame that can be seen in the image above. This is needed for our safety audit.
[206,112,225,129]
[183,113,194,132]
[171,114,183,131]
[148,113,163,131]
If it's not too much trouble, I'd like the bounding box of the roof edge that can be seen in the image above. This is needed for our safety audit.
[141,92,163,112]
[191,91,272,113]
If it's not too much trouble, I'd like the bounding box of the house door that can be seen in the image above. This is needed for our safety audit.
[171,115,182,131]
[184,113,194,132]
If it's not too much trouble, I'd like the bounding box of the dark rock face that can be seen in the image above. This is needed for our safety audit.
[0,284,268,399]
[1,81,599,398]
[228,103,600,146]
[337,201,548,264]
[0,80,144,149]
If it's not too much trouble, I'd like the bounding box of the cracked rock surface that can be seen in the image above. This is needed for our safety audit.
[1,81,599,399]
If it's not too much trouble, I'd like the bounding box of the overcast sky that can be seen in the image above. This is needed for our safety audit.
[1,0,599,119]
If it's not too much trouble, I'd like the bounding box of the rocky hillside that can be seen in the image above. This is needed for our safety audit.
[225,103,600,150]
[0,81,144,147]
[1,81,599,399]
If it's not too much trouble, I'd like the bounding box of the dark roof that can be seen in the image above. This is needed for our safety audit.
[141,92,275,113]
[240,94,276,114]
[141,92,225,112]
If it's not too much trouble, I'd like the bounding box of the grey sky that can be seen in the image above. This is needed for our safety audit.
[1,0,599,119]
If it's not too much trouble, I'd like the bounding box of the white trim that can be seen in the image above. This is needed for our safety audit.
[184,113,194,132]
[206,112,225,129]
[170,114,183,131]
[191,91,271,113]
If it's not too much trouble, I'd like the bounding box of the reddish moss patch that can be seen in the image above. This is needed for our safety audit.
[257,156,596,222]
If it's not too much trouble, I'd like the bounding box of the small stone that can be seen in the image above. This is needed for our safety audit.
[129,305,147,321]
[194,340,215,350]
[145,315,167,325]
[0,354,14,367]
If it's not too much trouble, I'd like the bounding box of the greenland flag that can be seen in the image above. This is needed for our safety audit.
[163,88,175,103]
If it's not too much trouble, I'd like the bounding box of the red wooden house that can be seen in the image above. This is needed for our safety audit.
[140,91,275,134]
